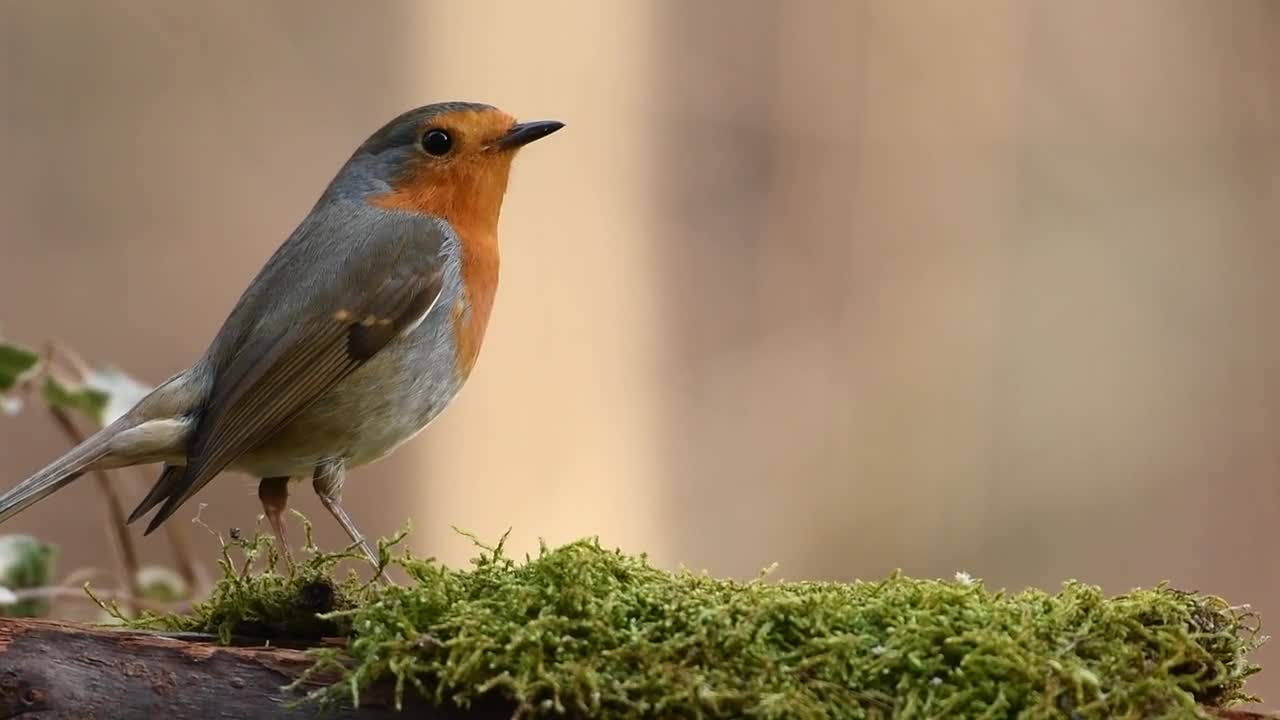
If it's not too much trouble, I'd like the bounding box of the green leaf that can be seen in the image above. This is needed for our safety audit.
[0,534,56,618]
[42,375,109,425]
[0,342,40,393]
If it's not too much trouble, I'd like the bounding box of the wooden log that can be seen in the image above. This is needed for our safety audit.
[0,618,516,719]
[0,618,1267,719]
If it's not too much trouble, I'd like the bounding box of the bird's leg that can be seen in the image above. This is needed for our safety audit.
[257,476,294,567]
[312,459,389,582]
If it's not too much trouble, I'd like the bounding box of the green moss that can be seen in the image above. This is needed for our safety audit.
[114,517,372,643]
[118,523,1264,719]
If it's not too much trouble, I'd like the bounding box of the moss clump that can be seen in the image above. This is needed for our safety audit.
[123,526,1264,719]
[119,520,369,643]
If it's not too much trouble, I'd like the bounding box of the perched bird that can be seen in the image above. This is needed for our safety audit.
[0,102,562,572]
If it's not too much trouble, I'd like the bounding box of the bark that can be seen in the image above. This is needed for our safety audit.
[0,618,514,719]
[0,618,1267,719]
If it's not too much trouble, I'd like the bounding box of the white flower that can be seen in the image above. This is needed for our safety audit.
[0,395,21,416]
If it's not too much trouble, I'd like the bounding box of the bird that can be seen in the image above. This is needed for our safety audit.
[0,101,563,574]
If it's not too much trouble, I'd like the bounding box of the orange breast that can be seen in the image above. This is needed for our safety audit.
[368,183,503,381]
[449,222,499,381]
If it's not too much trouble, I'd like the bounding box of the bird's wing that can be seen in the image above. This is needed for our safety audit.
[133,210,448,533]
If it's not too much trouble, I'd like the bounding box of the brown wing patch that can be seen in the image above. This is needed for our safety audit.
[348,274,442,361]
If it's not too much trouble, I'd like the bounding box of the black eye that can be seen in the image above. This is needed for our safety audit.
[420,129,453,156]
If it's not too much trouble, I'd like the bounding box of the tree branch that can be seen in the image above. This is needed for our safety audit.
[44,406,143,616]
[0,618,518,719]
[16,338,210,613]
[0,618,1266,720]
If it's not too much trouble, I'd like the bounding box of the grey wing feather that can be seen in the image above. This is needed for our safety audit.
[128,210,448,533]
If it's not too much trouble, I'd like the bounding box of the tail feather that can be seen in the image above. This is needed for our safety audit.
[0,427,115,524]
[126,463,183,525]
[0,371,199,527]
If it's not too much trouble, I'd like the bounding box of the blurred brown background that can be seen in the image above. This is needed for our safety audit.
[3,0,1280,706]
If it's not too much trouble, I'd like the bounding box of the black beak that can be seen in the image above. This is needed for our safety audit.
[495,120,565,150]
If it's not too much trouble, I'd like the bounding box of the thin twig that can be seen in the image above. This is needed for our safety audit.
[46,406,143,616]
[51,339,208,597]
[126,465,209,595]
[42,339,92,379]
[164,513,208,592]
[45,567,111,617]
[4,336,216,620]
[27,339,210,609]
[10,586,170,615]
[55,567,111,589]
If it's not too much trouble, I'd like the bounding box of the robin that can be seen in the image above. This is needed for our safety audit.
[0,101,563,574]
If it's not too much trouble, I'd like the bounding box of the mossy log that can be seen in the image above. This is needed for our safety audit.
[0,618,1266,720]
[0,618,516,719]
[7,531,1261,719]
